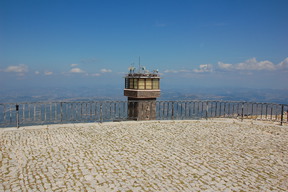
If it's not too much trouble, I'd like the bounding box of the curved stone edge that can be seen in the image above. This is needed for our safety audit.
[1,118,287,132]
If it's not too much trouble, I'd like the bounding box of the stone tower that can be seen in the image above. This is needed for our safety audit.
[124,66,160,120]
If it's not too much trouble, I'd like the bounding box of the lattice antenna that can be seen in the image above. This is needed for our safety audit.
[128,63,136,74]
[138,56,141,73]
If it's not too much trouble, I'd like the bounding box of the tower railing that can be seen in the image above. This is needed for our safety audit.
[0,100,287,128]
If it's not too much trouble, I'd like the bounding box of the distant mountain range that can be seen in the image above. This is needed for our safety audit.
[0,86,287,104]
[161,87,288,104]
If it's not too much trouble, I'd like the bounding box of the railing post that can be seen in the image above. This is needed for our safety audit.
[22,104,25,125]
[162,101,165,120]
[215,102,218,117]
[232,103,235,118]
[219,102,222,117]
[265,104,268,119]
[280,104,284,126]
[241,102,244,122]
[100,103,103,123]
[205,101,208,120]
[270,106,273,121]
[171,101,174,120]
[16,104,19,128]
[251,103,254,119]
[260,103,263,120]
[60,102,63,122]
[210,102,213,117]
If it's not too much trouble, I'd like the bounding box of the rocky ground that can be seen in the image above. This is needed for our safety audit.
[1,119,288,192]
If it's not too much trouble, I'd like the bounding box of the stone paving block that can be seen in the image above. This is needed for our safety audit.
[0,120,288,191]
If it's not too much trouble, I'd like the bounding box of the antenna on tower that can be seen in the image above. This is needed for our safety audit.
[138,56,141,73]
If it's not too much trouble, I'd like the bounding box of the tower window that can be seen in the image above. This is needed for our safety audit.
[146,79,152,89]
[139,79,145,89]
[125,78,129,89]
[133,79,138,89]
[129,79,133,89]
[152,79,159,89]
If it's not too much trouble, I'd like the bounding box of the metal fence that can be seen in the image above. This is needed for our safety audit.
[0,100,287,128]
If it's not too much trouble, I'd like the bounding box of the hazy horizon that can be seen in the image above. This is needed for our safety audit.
[1,85,287,104]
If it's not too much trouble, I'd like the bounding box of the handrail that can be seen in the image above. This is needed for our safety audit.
[0,100,287,128]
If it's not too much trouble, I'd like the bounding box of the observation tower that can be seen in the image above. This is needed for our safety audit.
[124,66,160,120]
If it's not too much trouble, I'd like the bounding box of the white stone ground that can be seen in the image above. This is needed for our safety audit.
[1,119,288,192]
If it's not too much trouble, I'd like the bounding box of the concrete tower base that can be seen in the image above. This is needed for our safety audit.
[128,98,157,120]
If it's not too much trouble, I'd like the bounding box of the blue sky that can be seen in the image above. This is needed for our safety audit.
[0,0,287,91]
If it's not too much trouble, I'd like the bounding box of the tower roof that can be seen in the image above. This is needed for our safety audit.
[126,66,160,78]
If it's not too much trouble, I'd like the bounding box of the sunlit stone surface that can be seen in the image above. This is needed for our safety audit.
[1,119,287,191]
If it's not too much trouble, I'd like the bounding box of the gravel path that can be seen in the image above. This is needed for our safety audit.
[1,119,288,191]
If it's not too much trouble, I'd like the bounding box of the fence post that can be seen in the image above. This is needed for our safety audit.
[215,102,218,117]
[60,102,63,122]
[223,102,226,117]
[260,103,263,120]
[205,101,208,120]
[16,104,19,128]
[241,102,244,122]
[100,103,103,123]
[280,104,284,126]
[171,101,174,120]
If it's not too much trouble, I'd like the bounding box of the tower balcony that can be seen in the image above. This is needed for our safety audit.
[124,89,160,99]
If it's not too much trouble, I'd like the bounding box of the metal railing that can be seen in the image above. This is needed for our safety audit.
[0,100,287,128]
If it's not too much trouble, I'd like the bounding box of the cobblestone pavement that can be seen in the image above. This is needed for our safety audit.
[1,120,288,192]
